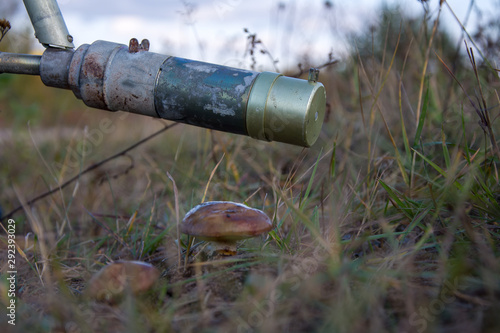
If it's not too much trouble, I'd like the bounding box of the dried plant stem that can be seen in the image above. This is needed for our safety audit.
[416,2,442,124]
[436,47,500,160]
[201,153,225,203]
[0,18,11,43]
[290,59,339,78]
[167,171,181,269]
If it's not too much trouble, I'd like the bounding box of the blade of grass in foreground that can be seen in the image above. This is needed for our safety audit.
[413,79,429,148]
[412,148,464,191]
[330,138,337,179]
[404,205,433,241]
[441,129,451,170]
[461,105,472,164]
[378,180,413,220]
[300,148,323,210]
[279,192,332,253]
[410,81,429,191]
[397,40,413,163]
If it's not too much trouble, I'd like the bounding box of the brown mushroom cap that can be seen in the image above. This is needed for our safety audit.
[181,201,273,241]
[86,260,160,303]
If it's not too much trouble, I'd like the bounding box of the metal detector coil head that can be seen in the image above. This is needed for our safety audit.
[1,0,326,147]
[1,38,326,147]
[37,40,326,147]
[246,71,326,147]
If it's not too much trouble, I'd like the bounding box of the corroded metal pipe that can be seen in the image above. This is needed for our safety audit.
[0,52,41,75]
[37,40,326,147]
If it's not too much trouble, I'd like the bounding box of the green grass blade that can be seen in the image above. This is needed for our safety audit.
[412,148,464,191]
[461,105,472,164]
[405,205,432,236]
[413,79,429,147]
[411,148,445,177]
[142,227,171,256]
[441,129,451,169]
[398,82,411,162]
[379,180,412,220]
[300,148,323,210]
[330,139,337,179]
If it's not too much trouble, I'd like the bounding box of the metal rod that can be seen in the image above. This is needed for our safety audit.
[0,52,41,75]
[22,0,74,49]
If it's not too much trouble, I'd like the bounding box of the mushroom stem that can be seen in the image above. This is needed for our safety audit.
[211,241,238,256]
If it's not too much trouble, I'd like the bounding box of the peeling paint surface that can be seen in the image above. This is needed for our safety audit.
[203,101,236,117]
[234,73,258,95]
[154,57,258,135]
[184,62,218,74]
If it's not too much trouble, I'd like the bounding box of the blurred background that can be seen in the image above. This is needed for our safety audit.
[1,0,499,66]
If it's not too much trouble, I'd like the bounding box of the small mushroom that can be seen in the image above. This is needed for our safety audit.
[86,260,159,303]
[180,201,273,256]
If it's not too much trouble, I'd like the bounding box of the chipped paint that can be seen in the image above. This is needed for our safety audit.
[234,72,258,95]
[184,61,218,73]
[203,101,236,117]
[154,57,258,135]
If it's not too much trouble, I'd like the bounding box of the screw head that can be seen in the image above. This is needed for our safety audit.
[128,38,139,53]
[140,39,150,51]
[308,68,319,83]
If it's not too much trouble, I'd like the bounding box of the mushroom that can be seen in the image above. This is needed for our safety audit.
[180,201,273,256]
[86,260,160,303]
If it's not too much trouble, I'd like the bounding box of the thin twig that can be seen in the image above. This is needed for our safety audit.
[0,18,11,44]
[290,59,339,78]
[86,208,131,250]
[166,171,181,269]
[416,2,442,124]
[201,153,225,203]
[436,47,500,160]
[442,0,494,70]
[1,122,179,221]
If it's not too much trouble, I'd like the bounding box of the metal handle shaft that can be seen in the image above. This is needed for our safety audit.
[0,52,41,75]
[22,0,74,49]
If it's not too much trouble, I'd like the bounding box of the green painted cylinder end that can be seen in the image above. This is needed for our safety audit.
[246,72,326,147]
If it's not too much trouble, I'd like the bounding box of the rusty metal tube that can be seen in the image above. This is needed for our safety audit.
[22,0,74,49]
[0,52,41,75]
[39,48,73,88]
[38,40,326,147]
[61,40,168,117]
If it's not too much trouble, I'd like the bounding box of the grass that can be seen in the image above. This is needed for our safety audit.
[1,3,500,333]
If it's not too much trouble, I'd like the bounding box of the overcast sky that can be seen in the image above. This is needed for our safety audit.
[9,0,499,70]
